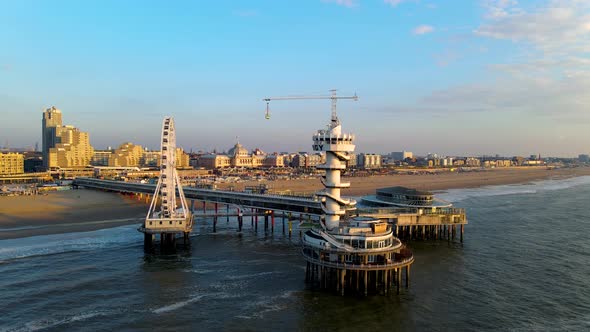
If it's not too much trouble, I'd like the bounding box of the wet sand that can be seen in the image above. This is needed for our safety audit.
[0,189,147,240]
[1,166,589,239]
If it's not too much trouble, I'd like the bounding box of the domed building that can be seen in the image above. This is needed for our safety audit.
[227,142,264,168]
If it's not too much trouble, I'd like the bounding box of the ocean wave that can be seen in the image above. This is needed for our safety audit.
[0,225,141,262]
[234,290,297,320]
[437,175,590,203]
[152,294,206,314]
[4,309,115,332]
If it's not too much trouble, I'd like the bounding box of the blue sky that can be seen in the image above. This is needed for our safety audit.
[1,0,588,157]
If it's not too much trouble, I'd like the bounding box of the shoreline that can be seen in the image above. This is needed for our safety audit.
[217,166,590,196]
[1,166,589,240]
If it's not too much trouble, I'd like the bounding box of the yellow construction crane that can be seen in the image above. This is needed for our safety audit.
[262,89,358,120]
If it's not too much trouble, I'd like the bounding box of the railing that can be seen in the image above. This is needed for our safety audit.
[301,249,414,270]
[355,206,465,216]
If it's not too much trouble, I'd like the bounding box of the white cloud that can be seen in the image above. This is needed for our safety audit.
[475,0,590,55]
[321,0,357,8]
[412,25,434,35]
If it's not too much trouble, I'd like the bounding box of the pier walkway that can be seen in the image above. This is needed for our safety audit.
[74,177,323,214]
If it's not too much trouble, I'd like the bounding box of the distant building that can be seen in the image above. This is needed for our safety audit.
[109,143,144,167]
[91,150,113,166]
[227,142,264,168]
[42,107,95,169]
[291,153,323,168]
[176,148,191,169]
[512,156,525,166]
[263,154,285,167]
[391,151,413,161]
[42,106,63,170]
[347,152,357,168]
[48,126,94,169]
[140,150,161,167]
[579,154,589,163]
[0,152,24,175]
[357,153,382,168]
[465,157,481,167]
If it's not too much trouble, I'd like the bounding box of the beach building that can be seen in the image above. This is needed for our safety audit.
[578,154,589,163]
[0,152,24,175]
[291,153,323,168]
[391,151,413,161]
[263,154,285,167]
[41,106,62,170]
[48,126,94,169]
[109,143,144,167]
[42,107,95,170]
[91,150,113,166]
[357,153,382,168]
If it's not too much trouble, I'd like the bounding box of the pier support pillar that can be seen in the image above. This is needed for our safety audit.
[397,269,401,294]
[144,233,153,251]
[255,209,258,232]
[238,209,243,232]
[341,270,346,296]
[264,213,269,231]
[460,224,464,243]
[183,232,189,246]
[271,211,275,233]
[405,265,411,288]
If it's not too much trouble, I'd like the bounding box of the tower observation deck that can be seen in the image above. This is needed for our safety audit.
[139,117,192,249]
[312,110,356,230]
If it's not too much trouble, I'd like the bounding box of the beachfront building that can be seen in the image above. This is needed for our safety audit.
[195,142,266,169]
[109,143,144,167]
[580,154,590,163]
[48,126,95,169]
[263,154,285,167]
[91,150,113,166]
[228,142,264,168]
[391,151,413,161]
[0,152,24,175]
[42,106,63,170]
[357,153,382,169]
[291,153,324,168]
[42,107,95,170]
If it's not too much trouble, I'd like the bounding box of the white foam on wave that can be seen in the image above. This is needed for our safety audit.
[5,309,115,332]
[152,294,207,314]
[235,290,297,320]
[0,224,141,262]
[437,175,590,203]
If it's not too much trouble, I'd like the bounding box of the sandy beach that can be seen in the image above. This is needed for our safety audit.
[219,166,590,196]
[1,166,589,239]
[0,189,147,240]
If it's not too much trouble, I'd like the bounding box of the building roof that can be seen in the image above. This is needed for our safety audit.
[228,143,248,157]
[376,186,432,196]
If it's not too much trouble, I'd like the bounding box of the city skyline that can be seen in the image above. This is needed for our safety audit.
[1,1,589,157]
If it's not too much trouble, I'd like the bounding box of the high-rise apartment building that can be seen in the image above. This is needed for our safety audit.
[42,107,94,169]
[42,106,63,169]
[0,152,24,175]
[108,142,144,167]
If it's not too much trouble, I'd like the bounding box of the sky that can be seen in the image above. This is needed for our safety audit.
[0,0,588,157]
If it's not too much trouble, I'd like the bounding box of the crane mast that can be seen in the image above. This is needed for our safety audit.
[262,89,358,121]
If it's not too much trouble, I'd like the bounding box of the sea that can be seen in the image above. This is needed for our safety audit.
[1,176,590,331]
